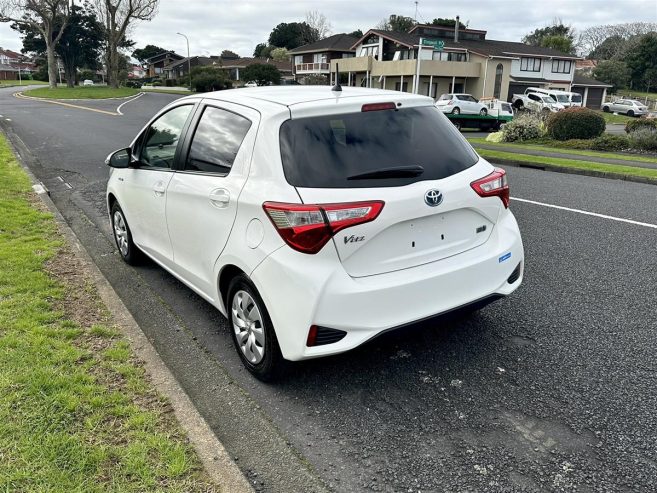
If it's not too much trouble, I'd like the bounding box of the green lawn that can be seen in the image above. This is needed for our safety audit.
[475,148,657,181]
[0,80,48,88]
[597,110,634,124]
[467,137,657,164]
[23,86,139,99]
[0,134,216,492]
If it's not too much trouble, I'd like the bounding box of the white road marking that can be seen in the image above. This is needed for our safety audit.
[5,118,11,121]
[116,92,144,115]
[64,182,73,189]
[56,176,64,182]
[512,197,657,229]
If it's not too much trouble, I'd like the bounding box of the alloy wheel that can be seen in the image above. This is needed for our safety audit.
[231,290,266,364]
[113,211,129,257]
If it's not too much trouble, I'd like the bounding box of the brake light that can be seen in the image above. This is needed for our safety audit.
[361,102,396,112]
[263,201,384,254]
[447,100,454,105]
[470,168,510,208]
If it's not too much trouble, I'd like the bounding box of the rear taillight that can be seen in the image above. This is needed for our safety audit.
[263,201,384,254]
[446,100,454,105]
[471,168,509,208]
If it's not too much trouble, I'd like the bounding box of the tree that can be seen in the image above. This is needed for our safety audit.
[94,0,159,88]
[268,22,318,49]
[305,10,331,40]
[132,43,166,63]
[592,60,630,92]
[579,22,657,59]
[253,43,272,58]
[626,33,657,92]
[0,0,71,88]
[348,29,363,39]
[12,3,104,87]
[375,14,415,33]
[190,65,230,92]
[522,19,577,54]
[220,49,239,59]
[270,47,288,62]
[241,63,280,86]
[431,18,466,29]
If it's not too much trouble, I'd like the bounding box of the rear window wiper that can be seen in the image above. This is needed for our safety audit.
[347,165,424,180]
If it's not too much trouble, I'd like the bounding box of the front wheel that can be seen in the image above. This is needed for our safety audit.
[452,107,461,115]
[111,202,141,265]
[627,110,635,117]
[603,106,610,112]
[228,274,284,381]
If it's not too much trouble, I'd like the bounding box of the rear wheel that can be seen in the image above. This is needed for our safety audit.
[479,108,488,116]
[452,107,461,115]
[603,106,610,112]
[111,202,141,265]
[228,274,284,381]
[627,110,635,117]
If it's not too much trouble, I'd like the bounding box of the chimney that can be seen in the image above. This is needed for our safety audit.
[455,16,460,43]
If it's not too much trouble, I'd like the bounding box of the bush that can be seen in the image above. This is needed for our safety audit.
[190,66,231,93]
[485,131,504,143]
[625,118,657,133]
[546,107,605,141]
[627,128,657,151]
[151,81,162,86]
[501,114,545,142]
[590,134,630,151]
[164,78,179,87]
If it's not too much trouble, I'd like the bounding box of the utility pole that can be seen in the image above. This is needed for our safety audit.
[177,32,192,91]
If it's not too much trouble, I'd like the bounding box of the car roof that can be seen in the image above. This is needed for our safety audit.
[180,86,424,108]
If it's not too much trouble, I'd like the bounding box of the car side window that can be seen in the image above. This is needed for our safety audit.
[140,105,193,169]
[528,94,540,101]
[185,106,252,175]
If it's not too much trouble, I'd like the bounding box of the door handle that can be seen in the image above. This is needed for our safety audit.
[209,188,230,208]
[153,181,166,196]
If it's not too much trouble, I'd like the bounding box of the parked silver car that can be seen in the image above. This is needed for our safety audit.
[435,93,488,115]
[602,99,649,117]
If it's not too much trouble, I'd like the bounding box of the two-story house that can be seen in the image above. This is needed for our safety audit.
[326,23,610,108]
[289,33,358,82]
[144,51,184,77]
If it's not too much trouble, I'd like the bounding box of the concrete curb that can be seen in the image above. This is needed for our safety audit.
[487,157,657,186]
[2,130,254,493]
[14,90,145,102]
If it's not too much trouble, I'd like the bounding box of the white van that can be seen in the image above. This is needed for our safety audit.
[524,87,582,108]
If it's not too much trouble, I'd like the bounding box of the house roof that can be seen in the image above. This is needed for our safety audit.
[0,48,22,59]
[145,51,184,63]
[164,56,293,73]
[572,74,613,87]
[351,29,581,59]
[289,33,359,54]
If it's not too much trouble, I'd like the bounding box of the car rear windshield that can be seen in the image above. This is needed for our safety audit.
[572,94,582,102]
[279,106,479,188]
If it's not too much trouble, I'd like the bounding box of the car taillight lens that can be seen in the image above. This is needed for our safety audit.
[361,102,396,112]
[470,168,510,208]
[263,201,384,254]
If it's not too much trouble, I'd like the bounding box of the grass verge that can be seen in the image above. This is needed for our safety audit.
[0,80,49,88]
[596,110,634,124]
[0,133,217,492]
[141,88,192,95]
[23,86,139,99]
[467,137,657,164]
[475,148,657,181]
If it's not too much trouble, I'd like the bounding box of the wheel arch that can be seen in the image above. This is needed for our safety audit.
[218,264,247,313]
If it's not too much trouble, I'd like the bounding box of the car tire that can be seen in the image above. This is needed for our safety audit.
[111,202,141,265]
[513,100,523,110]
[627,110,635,117]
[603,106,610,112]
[452,107,461,115]
[479,108,488,116]
[227,274,284,381]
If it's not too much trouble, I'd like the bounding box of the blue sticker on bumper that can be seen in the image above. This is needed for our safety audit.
[499,252,512,263]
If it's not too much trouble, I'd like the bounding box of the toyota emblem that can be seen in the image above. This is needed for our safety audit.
[424,189,443,207]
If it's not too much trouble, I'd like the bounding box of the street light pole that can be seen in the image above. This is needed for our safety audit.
[177,32,192,91]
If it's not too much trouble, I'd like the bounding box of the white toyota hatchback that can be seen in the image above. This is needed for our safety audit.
[106,87,524,380]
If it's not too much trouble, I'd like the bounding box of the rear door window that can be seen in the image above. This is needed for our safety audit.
[185,106,252,175]
[279,106,479,188]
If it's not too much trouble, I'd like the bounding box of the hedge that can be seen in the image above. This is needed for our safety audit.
[546,107,606,141]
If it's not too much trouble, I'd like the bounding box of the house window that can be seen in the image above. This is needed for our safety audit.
[493,63,503,99]
[313,53,327,64]
[294,55,303,65]
[520,57,541,72]
[551,59,572,73]
[447,52,467,62]
[359,45,379,57]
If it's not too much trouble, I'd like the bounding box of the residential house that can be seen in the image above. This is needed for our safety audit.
[288,33,357,81]
[128,64,146,79]
[144,51,184,77]
[163,56,293,83]
[0,47,35,80]
[327,23,611,108]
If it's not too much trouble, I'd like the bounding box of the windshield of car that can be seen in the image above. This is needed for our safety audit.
[572,94,582,103]
[554,94,569,103]
[542,96,556,103]
[279,106,479,188]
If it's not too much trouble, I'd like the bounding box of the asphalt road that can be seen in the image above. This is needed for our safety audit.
[1,86,656,492]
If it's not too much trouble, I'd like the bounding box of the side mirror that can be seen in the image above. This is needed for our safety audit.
[105,148,134,168]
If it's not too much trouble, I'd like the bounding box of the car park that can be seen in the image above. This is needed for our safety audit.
[602,99,649,117]
[105,87,524,380]
[435,93,489,115]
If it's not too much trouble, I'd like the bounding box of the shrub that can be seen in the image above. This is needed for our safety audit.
[151,81,162,86]
[191,66,231,93]
[546,107,606,141]
[590,134,630,151]
[501,114,545,142]
[485,131,504,143]
[625,118,657,134]
[627,128,657,151]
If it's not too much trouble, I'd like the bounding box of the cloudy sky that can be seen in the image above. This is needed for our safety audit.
[1,0,656,57]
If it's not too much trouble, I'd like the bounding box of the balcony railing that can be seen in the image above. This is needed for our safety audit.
[295,62,330,73]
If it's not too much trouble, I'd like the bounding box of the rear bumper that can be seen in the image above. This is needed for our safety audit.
[251,210,524,361]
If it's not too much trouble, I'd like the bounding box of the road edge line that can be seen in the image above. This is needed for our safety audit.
[1,129,255,493]
[116,92,145,115]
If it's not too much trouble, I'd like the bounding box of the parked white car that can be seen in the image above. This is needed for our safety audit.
[435,93,489,115]
[105,87,524,380]
[244,81,258,88]
[512,92,565,113]
[523,87,582,108]
[602,99,649,117]
[82,79,94,86]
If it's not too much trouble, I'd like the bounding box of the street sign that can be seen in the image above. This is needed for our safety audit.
[421,39,445,51]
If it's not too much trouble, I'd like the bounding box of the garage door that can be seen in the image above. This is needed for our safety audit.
[507,83,531,102]
[585,88,604,109]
